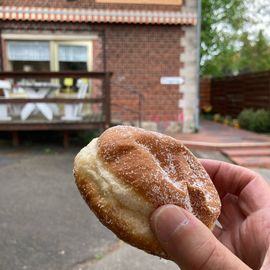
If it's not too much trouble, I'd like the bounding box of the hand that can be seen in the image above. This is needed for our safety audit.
[150,159,270,270]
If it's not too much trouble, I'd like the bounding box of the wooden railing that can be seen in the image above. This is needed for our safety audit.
[0,71,112,146]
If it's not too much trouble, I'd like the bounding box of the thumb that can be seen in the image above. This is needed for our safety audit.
[150,205,251,270]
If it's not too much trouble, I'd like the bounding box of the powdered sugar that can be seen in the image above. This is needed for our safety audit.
[97,125,221,224]
[137,142,185,190]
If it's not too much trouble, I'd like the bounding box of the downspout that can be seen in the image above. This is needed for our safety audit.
[195,0,202,130]
[102,29,107,72]
[0,29,3,71]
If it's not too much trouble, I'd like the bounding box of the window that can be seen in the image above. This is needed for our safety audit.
[3,34,94,90]
[57,43,89,72]
[3,34,93,73]
[7,41,50,72]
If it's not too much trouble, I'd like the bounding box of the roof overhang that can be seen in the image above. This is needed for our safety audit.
[0,6,197,25]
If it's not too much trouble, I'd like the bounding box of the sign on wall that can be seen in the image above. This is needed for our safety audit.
[96,0,183,5]
[160,76,185,85]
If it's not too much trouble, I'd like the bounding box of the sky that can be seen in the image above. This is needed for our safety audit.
[245,0,270,40]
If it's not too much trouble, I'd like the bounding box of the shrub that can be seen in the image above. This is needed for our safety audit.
[249,109,270,133]
[238,109,254,130]
[238,109,270,133]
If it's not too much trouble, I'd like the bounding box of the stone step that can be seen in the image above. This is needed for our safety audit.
[230,156,270,168]
[182,141,270,151]
[222,148,270,157]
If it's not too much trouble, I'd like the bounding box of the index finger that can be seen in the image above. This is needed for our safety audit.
[199,159,270,214]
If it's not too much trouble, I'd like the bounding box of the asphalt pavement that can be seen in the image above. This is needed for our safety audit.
[0,146,269,270]
[0,148,118,270]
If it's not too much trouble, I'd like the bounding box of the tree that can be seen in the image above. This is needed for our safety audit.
[237,30,270,74]
[201,1,270,77]
[201,0,247,76]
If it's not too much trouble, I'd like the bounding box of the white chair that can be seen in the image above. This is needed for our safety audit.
[0,80,12,121]
[61,80,88,121]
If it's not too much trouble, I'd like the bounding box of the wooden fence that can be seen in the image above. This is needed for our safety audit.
[200,71,270,117]
[199,78,211,110]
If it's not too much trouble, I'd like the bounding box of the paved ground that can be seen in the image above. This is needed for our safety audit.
[0,146,180,270]
[0,147,118,270]
[173,119,270,143]
[0,145,269,270]
[171,120,270,168]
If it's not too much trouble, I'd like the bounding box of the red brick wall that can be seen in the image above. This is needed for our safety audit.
[2,0,182,11]
[0,21,183,122]
[106,24,183,121]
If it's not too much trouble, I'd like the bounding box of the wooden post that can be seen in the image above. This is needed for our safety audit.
[12,131,19,147]
[63,131,69,148]
[104,73,111,129]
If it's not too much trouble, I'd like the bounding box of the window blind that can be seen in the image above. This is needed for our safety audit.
[7,41,50,61]
[59,45,87,62]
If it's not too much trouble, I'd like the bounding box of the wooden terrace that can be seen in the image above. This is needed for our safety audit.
[0,71,112,147]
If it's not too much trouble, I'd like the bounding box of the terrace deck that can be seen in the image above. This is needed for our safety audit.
[0,71,112,147]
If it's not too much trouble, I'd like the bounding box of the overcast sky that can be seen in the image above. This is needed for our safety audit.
[245,0,270,40]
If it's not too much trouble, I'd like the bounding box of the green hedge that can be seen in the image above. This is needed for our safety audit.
[238,109,270,133]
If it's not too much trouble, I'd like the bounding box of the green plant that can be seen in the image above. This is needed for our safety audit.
[213,113,221,122]
[224,115,233,125]
[217,115,225,124]
[249,109,270,133]
[232,119,240,128]
[202,105,212,114]
[238,109,254,130]
[238,108,270,133]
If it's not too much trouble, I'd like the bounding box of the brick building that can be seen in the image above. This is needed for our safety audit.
[0,0,199,132]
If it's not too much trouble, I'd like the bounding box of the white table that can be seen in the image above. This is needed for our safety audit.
[18,82,59,121]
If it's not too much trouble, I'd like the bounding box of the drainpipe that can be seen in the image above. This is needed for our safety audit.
[195,0,202,130]
[102,29,107,72]
[0,30,3,71]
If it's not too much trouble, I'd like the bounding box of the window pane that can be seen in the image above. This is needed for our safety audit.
[7,41,50,61]
[11,61,50,72]
[59,45,87,62]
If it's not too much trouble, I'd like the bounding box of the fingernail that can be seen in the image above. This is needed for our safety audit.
[152,205,189,242]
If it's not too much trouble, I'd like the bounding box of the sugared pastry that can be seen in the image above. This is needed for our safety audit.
[74,126,221,258]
